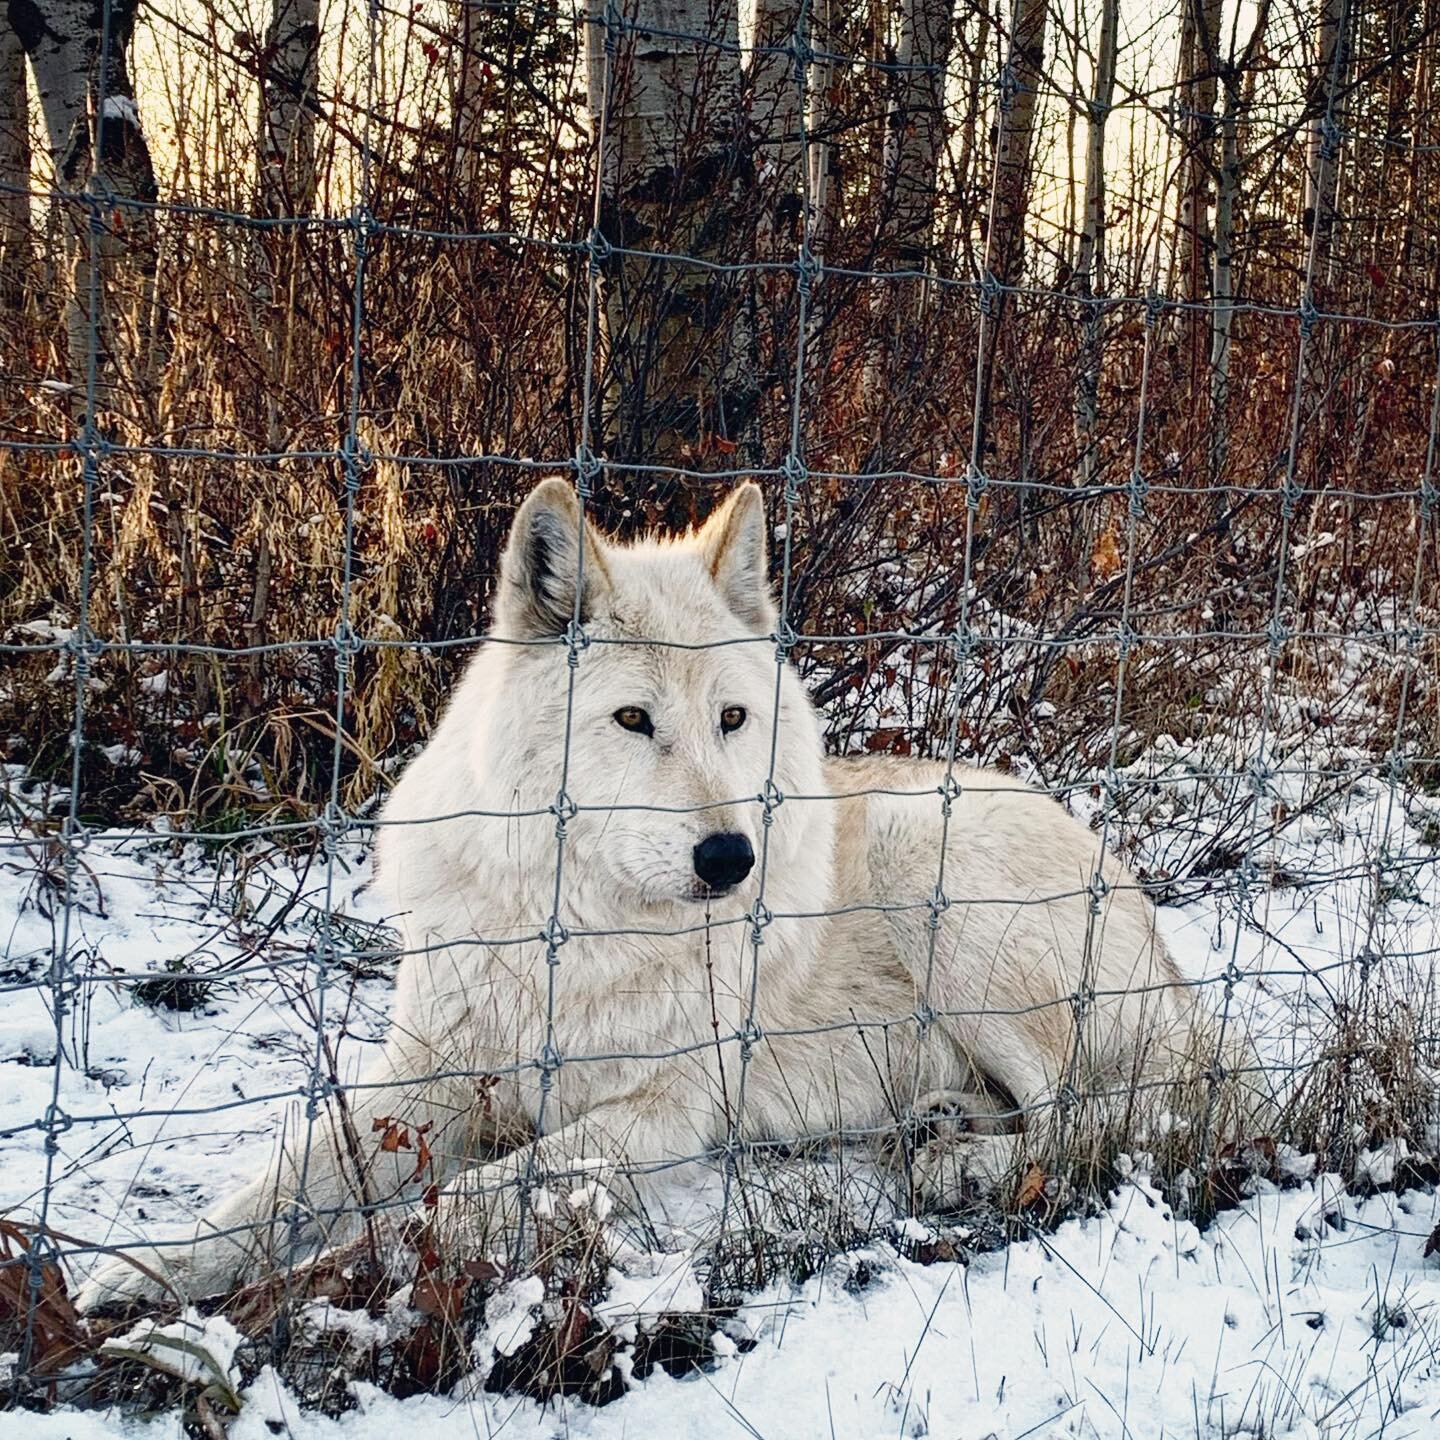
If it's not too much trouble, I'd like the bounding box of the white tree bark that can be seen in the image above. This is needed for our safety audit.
[750,0,805,253]
[881,0,954,271]
[259,0,319,218]
[1209,2,1270,490]
[11,0,157,386]
[10,0,92,194]
[0,15,31,305]
[1303,0,1347,293]
[587,0,750,461]
[1071,0,1117,503]
[865,0,954,403]
[977,0,1046,445]
[806,0,836,252]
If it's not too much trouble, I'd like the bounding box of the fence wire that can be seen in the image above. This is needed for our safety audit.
[2,0,1440,1410]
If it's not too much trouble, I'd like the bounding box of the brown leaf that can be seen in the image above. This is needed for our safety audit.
[463,1258,501,1286]
[409,1125,434,1183]
[0,1221,94,1374]
[554,1297,591,1357]
[372,1115,412,1153]
[412,1275,468,1323]
[1015,1163,1047,1209]
[1091,524,1123,581]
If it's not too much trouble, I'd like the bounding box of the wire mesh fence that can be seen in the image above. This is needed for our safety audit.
[2,0,1440,1419]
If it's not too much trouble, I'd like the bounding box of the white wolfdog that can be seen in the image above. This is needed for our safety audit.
[79,479,1192,1309]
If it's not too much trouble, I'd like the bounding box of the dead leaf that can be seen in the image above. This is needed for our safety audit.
[1015,1163,1047,1209]
[372,1115,412,1153]
[1091,524,1123,581]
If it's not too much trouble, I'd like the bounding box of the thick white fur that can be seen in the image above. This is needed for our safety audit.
[77,479,1192,1309]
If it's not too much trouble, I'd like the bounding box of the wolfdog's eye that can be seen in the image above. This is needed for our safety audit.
[613,706,654,737]
[720,706,747,734]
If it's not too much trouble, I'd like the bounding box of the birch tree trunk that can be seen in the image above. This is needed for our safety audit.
[251,0,318,705]
[881,0,954,272]
[1300,0,1349,407]
[866,0,955,402]
[1071,0,1116,480]
[259,0,319,218]
[10,0,158,391]
[949,7,989,279]
[1208,101,1238,487]
[1071,0,1116,587]
[976,0,1045,456]
[806,0,837,252]
[0,17,31,308]
[1178,0,1221,411]
[1303,0,1347,294]
[588,0,751,465]
[1400,0,1433,268]
[1209,2,1270,493]
[750,0,805,254]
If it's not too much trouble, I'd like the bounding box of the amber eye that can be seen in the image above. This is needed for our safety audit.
[614,706,654,737]
[720,705,747,734]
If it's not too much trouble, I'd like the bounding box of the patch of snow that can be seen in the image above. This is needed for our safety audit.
[101,95,141,127]
[101,1308,242,1391]
[1356,1136,1410,1188]
[476,1274,544,1361]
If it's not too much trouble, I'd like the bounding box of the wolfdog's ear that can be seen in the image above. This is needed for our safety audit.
[698,482,776,633]
[496,478,612,639]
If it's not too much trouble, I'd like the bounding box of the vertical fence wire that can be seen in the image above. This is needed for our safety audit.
[1053,85,1180,1181]
[896,0,1027,1171]
[1195,0,1357,1190]
[508,0,619,1252]
[277,0,382,1326]
[17,0,116,1387]
[716,0,817,1250]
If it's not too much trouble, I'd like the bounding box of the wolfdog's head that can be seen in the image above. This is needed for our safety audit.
[480,478,830,912]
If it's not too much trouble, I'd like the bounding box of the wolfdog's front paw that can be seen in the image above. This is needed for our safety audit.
[73,1250,178,1315]
[907,1131,1024,1211]
[434,1152,618,1256]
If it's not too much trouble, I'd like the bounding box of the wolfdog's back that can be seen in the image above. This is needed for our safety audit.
[822,754,1194,1111]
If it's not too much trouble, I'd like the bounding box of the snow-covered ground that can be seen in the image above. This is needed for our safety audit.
[4,739,1440,1437]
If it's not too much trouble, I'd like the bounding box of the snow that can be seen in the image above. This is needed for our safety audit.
[101,1309,243,1392]
[475,1274,543,1361]
[15,1178,1440,1438]
[101,96,141,128]
[4,713,1440,1435]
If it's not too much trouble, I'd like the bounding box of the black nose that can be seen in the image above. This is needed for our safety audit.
[693,832,754,890]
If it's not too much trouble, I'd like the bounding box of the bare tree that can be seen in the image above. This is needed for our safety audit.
[750,0,806,254]
[1071,0,1117,585]
[0,15,31,307]
[866,0,955,404]
[1177,0,1221,361]
[1304,0,1349,291]
[1208,0,1270,490]
[1300,0,1351,405]
[9,0,157,388]
[1400,0,1436,268]
[589,0,753,463]
[880,0,955,272]
[976,0,1046,454]
[806,0,837,251]
[259,0,320,219]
